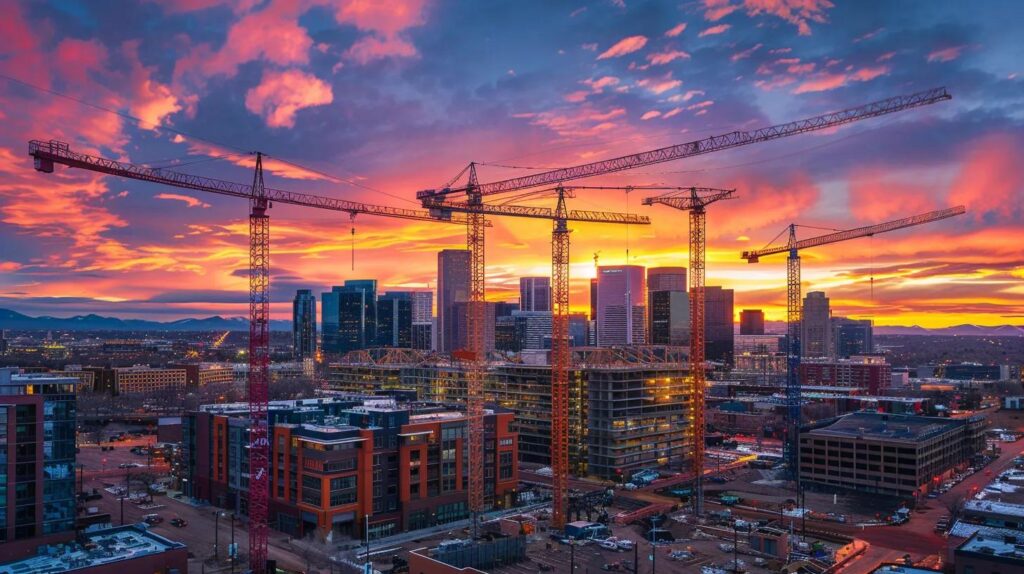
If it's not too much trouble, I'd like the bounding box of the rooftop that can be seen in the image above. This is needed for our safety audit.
[0,524,184,574]
[869,566,942,574]
[805,412,961,442]
[963,498,1024,519]
[957,530,1024,561]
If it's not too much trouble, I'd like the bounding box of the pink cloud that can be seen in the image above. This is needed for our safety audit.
[335,0,427,63]
[53,39,109,86]
[699,24,732,37]
[244,69,334,128]
[564,91,589,103]
[663,107,683,119]
[641,110,662,120]
[730,43,763,61]
[927,46,965,63]
[792,65,889,93]
[704,0,740,21]
[665,23,688,37]
[876,51,896,62]
[585,76,621,91]
[702,0,834,36]
[647,50,691,65]
[597,35,648,59]
[155,193,211,208]
[638,73,682,95]
[949,133,1024,222]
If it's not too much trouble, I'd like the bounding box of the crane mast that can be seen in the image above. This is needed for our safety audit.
[643,187,735,515]
[742,206,967,482]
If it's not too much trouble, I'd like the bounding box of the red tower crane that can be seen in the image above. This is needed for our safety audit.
[642,187,735,515]
[423,184,649,529]
[741,205,967,485]
[418,87,950,519]
[28,139,476,574]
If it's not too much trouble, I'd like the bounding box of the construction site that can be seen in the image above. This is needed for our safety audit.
[18,82,981,574]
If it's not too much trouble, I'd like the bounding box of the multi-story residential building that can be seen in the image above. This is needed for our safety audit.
[519,277,551,312]
[739,309,765,335]
[184,397,517,540]
[705,286,735,365]
[438,249,471,354]
[377,293,413,348]
[832,317,873,358]
[0,369,77,560]
[596,265,646,346]
[0,524,188,574]
[799,411,987,497]
[113,366,187,394]
[168,363,234,388]
[799,356,892,395]
[451,301,497,353]
[801,291,832,358]
[293,289,317,360]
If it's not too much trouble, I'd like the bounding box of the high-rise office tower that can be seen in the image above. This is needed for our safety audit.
[338,280,377,352]
[833,317,873,358]
[321,288,341,354]
[705,286,735,365]
[647,267,689,345]
[452,301,497,352]
[292,289,317,360]
[647,267,687,292]
[649,291,690,345]
[438,249,470,353]
[801,291,832,358]
[519,277,551,312]
[596,265,646,346]
[409,291,433,323]
[0,369,77,560]
[377,292,413,347]
[739,309,765,335]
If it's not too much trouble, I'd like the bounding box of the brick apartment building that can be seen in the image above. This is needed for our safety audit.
[799,356,892,395]
[184,397,517,540]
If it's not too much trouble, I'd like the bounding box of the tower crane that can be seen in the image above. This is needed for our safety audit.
[28,139,478,574]
[418,87,950,525]
[643,187,736,515]
[423,182,649,529]
[741,205,967,484]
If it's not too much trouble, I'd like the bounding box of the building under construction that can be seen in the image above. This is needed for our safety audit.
[325,347,692,480]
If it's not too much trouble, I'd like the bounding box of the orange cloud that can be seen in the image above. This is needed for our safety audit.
[705,0,834,36]
[647,50,691,65]
[244,69,334,128]
[597,36,648,59]
[665,23,688,37]
[949,133,1024,221]
[793,65,889,93]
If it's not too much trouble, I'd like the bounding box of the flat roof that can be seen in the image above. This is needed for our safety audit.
[805,412,960,442]
[0,524,184,574]
[957,530,1024,561]
[964,499,1024,519]
[869,566,942,574]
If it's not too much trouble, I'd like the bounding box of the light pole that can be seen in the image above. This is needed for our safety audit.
[214,511,222,561]
[364,513,372,566]
[570,539,576,572]
[649,515,659,574]
[230,513,236,574]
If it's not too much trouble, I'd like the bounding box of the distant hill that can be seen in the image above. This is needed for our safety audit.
[758,320,1022,337]
[0,308,291,332]
[875,324,1024,337]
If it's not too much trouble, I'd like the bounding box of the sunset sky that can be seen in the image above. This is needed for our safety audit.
[0,0,1021,327]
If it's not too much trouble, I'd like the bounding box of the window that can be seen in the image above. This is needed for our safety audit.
[499,452,513,480]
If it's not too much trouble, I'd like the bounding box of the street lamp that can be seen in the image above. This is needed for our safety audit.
[214,511,224,561]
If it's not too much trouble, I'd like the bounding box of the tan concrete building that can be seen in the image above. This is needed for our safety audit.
[114,366,187,394]
[799,411,987,498]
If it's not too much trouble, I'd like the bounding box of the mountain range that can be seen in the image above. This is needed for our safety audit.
[749,320,1022,338]
[0,308,291,332]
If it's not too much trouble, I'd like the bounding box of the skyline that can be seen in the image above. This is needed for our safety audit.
[0,1,1021,327]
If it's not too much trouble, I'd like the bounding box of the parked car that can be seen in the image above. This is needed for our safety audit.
[170,518,188,527]
[143,514,163,525]
[616,539,635,551]
[669,550,694,561]
[599,540,620,551]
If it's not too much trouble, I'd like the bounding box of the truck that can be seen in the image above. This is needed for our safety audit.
[719,495,742,506]
[564,521,610,541]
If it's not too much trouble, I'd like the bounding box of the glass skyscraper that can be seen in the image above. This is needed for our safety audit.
[292,289,317,360]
